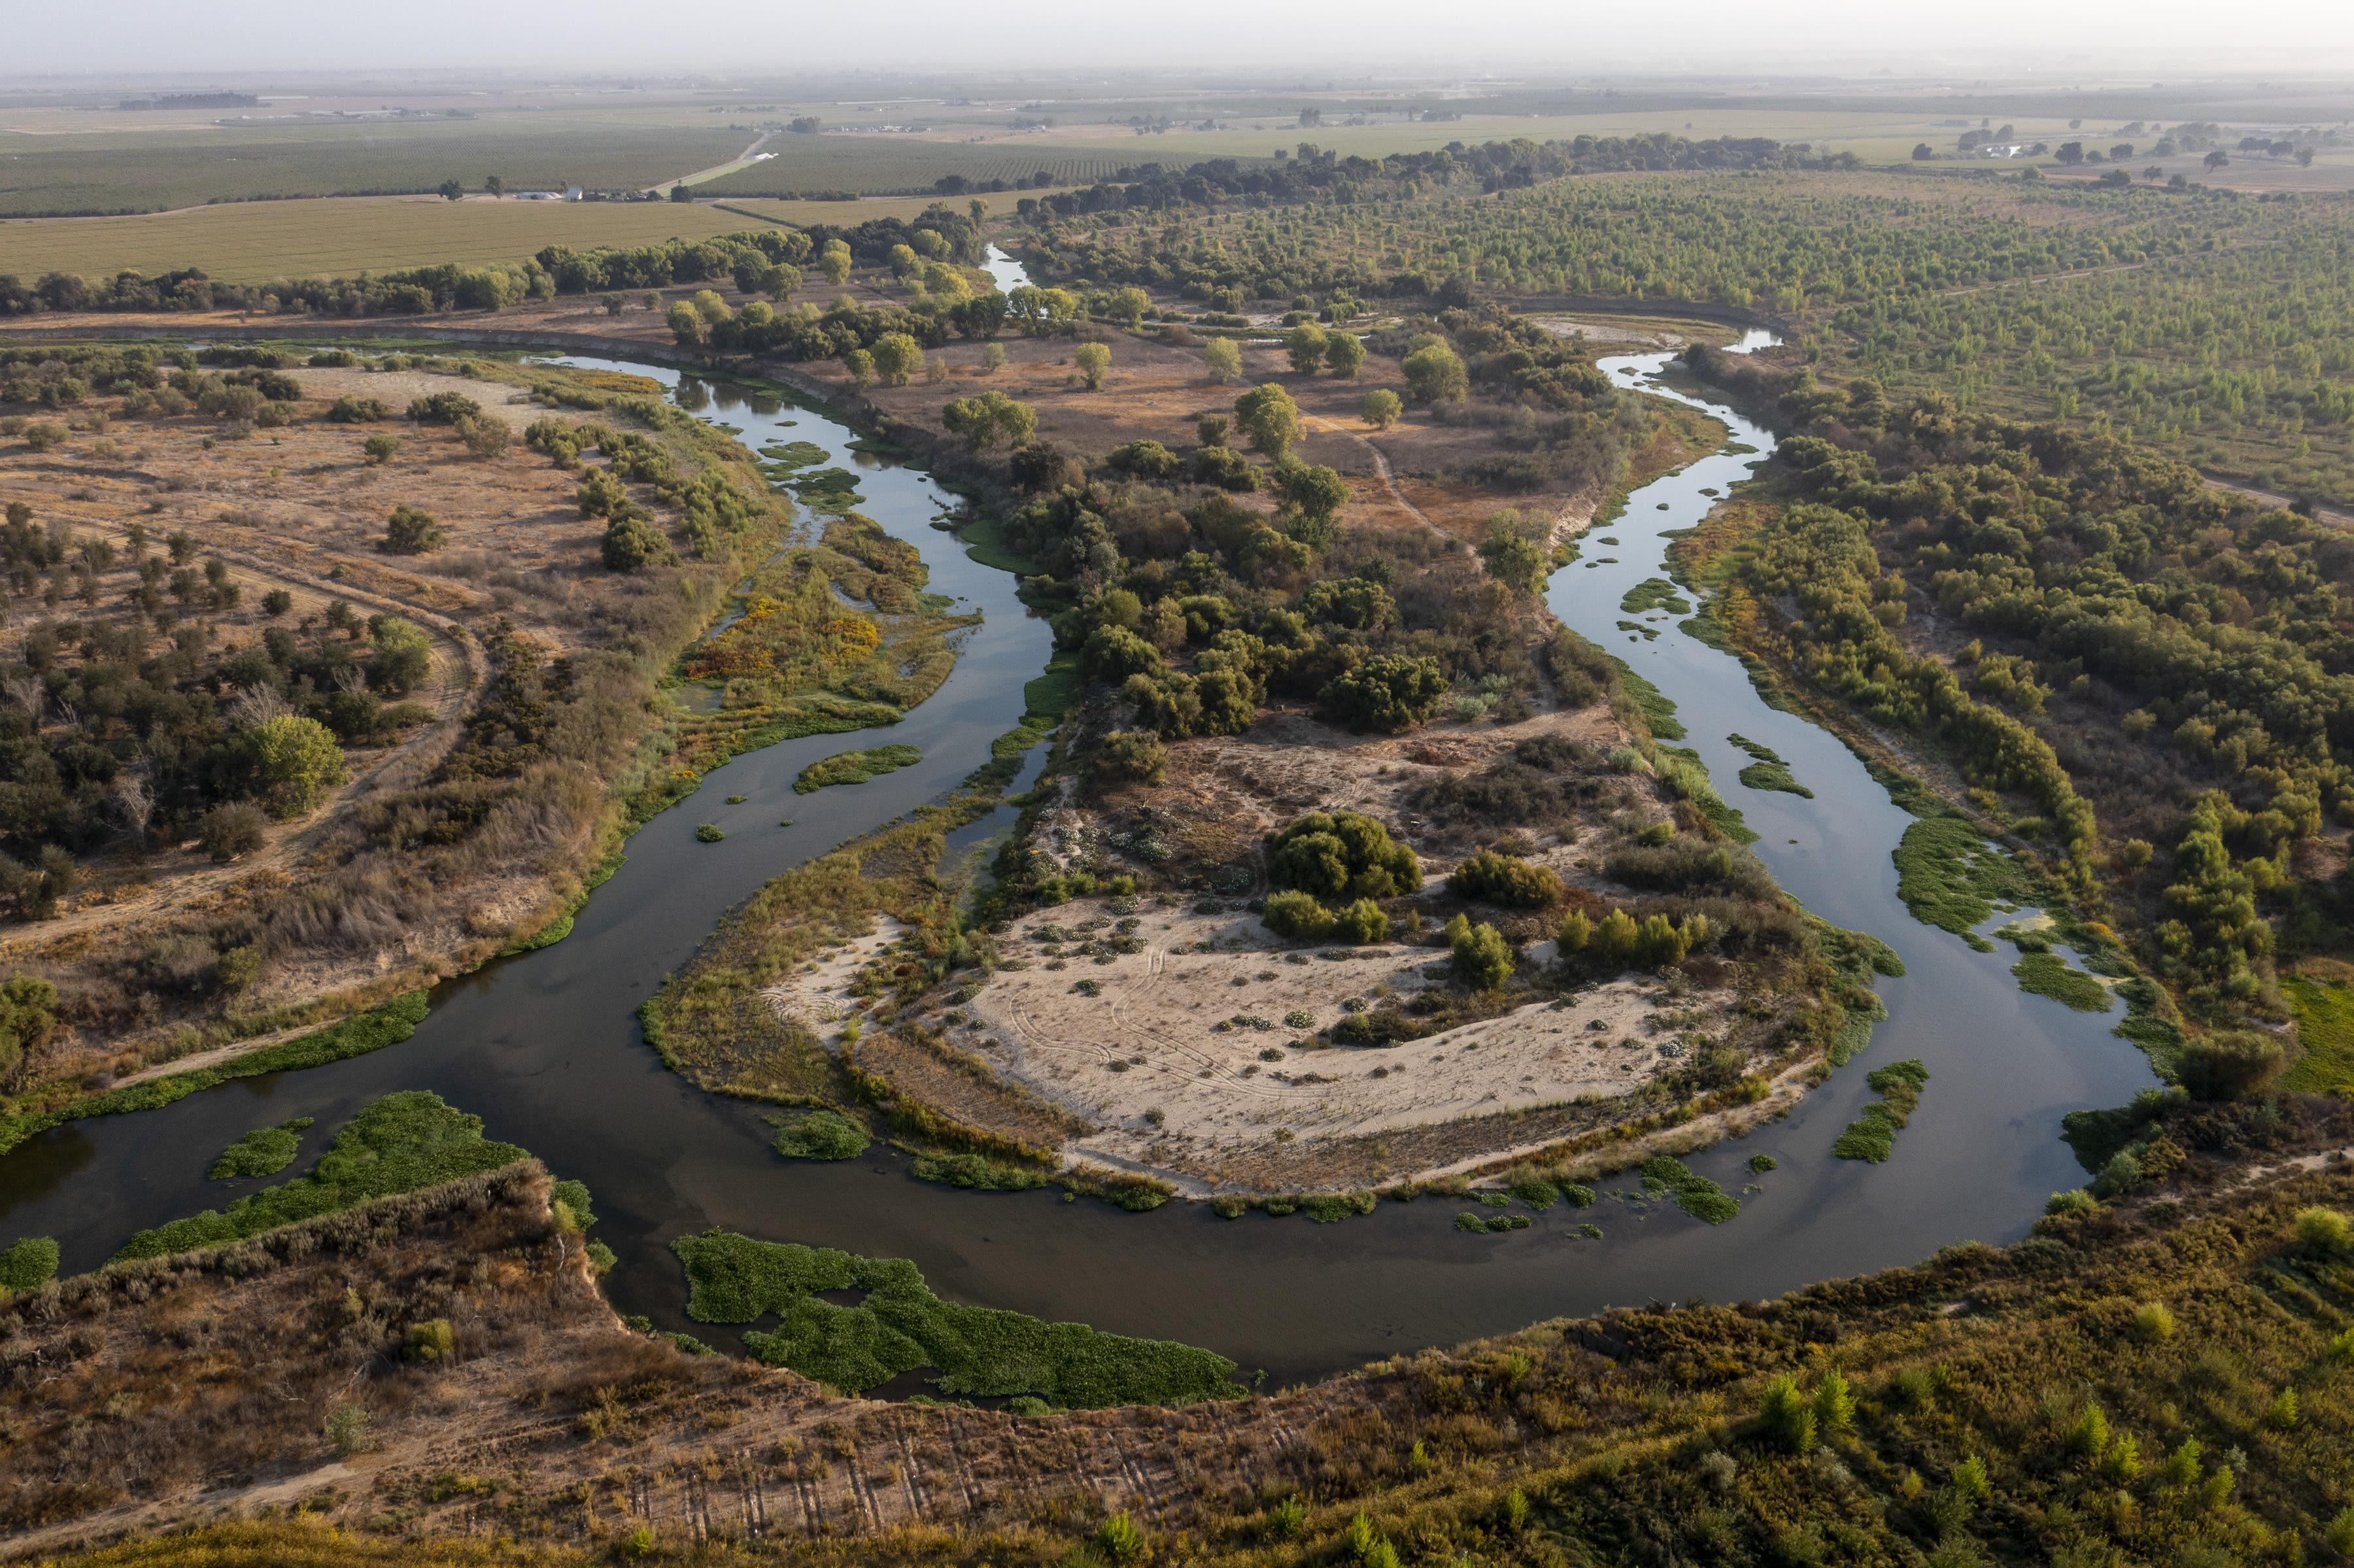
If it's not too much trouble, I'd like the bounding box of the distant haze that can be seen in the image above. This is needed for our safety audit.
[11,0,2354,78]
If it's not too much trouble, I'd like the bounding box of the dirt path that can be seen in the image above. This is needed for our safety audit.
[1306,415,1435,531]
[670,129,781,194]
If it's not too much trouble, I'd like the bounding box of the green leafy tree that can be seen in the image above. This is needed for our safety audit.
[1284,322,1329,374]
[1108,287,1150,328]
[246,715,347,819]
[691,288,732,324]
[1267,811,1420,900]
[1361,388,1402,429]
[1446,913,1514,991]
[1074,341,1112,390]
[1278,459,1348,522]
[437,179,464,201]
[818,241,853,285]
[0,976,58,1082]
[1479,510,1550,596]
[870,333,923,386]
[1403,341,1468,403]
[1325,332,1367,377]
[666,300,706,346]
[942,391,1036,452]
[1235,383,1302,456]
[379,505,443,556]
[369,615,434,694]
[1203,338,1242,384]
[1318,655,1448,732]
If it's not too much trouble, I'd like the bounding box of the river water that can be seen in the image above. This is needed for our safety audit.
[0,292,2157,1390]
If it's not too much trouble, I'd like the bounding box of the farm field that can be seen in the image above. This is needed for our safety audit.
[0,196,764,284]
[0,120,751,216]
[694,138,1132,197]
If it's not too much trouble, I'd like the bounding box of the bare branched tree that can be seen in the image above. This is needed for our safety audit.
[114,775,154,846]
[333,664,369,694]
[228,684,293,729]
[3,677,41,719]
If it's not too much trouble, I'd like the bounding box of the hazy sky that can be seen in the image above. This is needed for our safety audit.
[10,0,2354,79]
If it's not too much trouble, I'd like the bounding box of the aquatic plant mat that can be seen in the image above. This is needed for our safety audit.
[671,1231,1241,1405]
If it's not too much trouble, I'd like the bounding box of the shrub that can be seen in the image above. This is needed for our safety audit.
[456,415,510,459]
[1446,913,1513,991]
[326,1403,375,1457]
[1097,730,1167,783]
[380,504,443,554]
[2046,1188,2096,1215]
[2177,1031,2288,1101]
[1361,388,1403,429]
[1330,898,1389,944]
[1098,1514,1144,1563]
[0,1235,58,1291]
[1447,851,1565,908]
[1264,890,1335,942]
[1190,445,1259,490]
[2294,1206,2352,1256]
[326,395,388,422]
[2135,1301,2175,1340]
[773,1110,868,1161]
[246,715,347,818]
[22,423,65,452]
[1267,811,1420,900]
[361,432,400,466]
[1106,440,1181,481]
[602,511,672,571]
[695,824,725,842]
[198,800,269,861]
[261,588,293,616]
[1318,655,1449,732]
[404,1318,456,1362]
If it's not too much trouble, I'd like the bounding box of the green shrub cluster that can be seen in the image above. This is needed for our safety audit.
[1831,1059,1930,1163]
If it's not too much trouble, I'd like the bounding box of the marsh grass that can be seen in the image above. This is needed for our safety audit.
[1832,1060,1930,1163]
[114,1091,527,1261]
[1891,817,2039,951]
[771,1110,870,1161]
[207,1117,315,1180]
[910,1151,1049,1191]
[794,744,925,795]
[671,1231,1240,1405]
[1637,1155,1739,1224]
[1728,734,1813,798]
[2012,953,2114,1014]
[2283,977,2354,1093]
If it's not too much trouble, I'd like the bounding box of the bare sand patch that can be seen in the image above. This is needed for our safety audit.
[954,899,1731,1184]
[759,917,920,1042]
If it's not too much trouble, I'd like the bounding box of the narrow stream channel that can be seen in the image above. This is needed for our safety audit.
[0,292,2157,1391]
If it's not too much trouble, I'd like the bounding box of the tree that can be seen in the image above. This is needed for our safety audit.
[960,292,1010,340]
[380,505,443,555]
[1284,322,1328,374]
[262,588,293,617]
[1402,342,1468,403]
[667,300,706,346]
[2205,150,2230,172]
[369,615,434,694]
[455,416,509,460]
[844,349,874,390]
[1234,383,1301,456]
[2055,142,2085,166]
[1108,286,1150,328]
[761,264,802,301]
[1202,337,1242,384]
[0,975,57,1081]
[1446,913,1514,991]
[1325,333,1367,377]
[362,434,400,467]
[1912,143,1934,161]
[1318,655,1448,732]
[2297,146,2317,168]
[602,511,670,571]
[668,183,692,203]
[246,715,347,818]
[870,332,923,386]
[1361,389,1402,430]
[1267,811,1420,900]
[979,342,1007,375]
[485,175,504,197]
[818,241,853,285]
[1074,341,1112,390]
[1278,459,1348,522]
[1479,510,1549,596]
[1008,284,1079,336]
[437,179,464,201]
[942,390,1036,452]
[691,288,731,324]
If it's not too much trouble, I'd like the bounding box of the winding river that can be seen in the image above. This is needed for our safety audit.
[0,281,2157,1390]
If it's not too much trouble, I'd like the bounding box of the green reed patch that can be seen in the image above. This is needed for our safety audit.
[1832,1059,1930,1163]
[1892,816,2038,950]
[672,1231,1240,1406]
[910,1151,1050,1191]
[1728,732,1814,798]
[794,743,923,794]
[207,1117,315,1180]
[2013,952,2114,1014]
[1639,1155,1739,1223]
[772,1110,870,1161]
[114,1091,528,1261]
[1621,578,1694,617]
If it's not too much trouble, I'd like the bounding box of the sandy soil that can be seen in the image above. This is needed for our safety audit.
[758,917,919,1041]
[956,900,1730,1184]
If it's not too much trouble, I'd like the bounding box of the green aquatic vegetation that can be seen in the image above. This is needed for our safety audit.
[0,991,429,1159]
[2013,952,2114,1014]
[2283,977,2354,1093]
[1617,620,1658,641]
[1607,656,1686,740]
[1832,1059,1930,1163]
[772,1110,870,1161]
[672,1231,1240,1405]
[1639,1155,1739,1224]
[910,1151,1050,1191]
[1577,1223,1603,1238]
[0,1235,58,1290]
[1748,1153,1779,1174]
[1728,733,1813,798]
[694,824,726,842]
[757,441,828,470]
[1620,578,1693,617]
[794,743,923,794]
[1892,815,2039,951]
[207,1117,315,1180]
[114,1091,528,1261]
[1302,1193,1377,1223]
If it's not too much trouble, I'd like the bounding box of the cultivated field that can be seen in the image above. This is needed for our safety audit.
[0,196,766,284]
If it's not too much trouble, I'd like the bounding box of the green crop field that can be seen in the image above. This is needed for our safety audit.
[0,197,762,284]
[0,121,751,216]
[695,137,1129,197]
